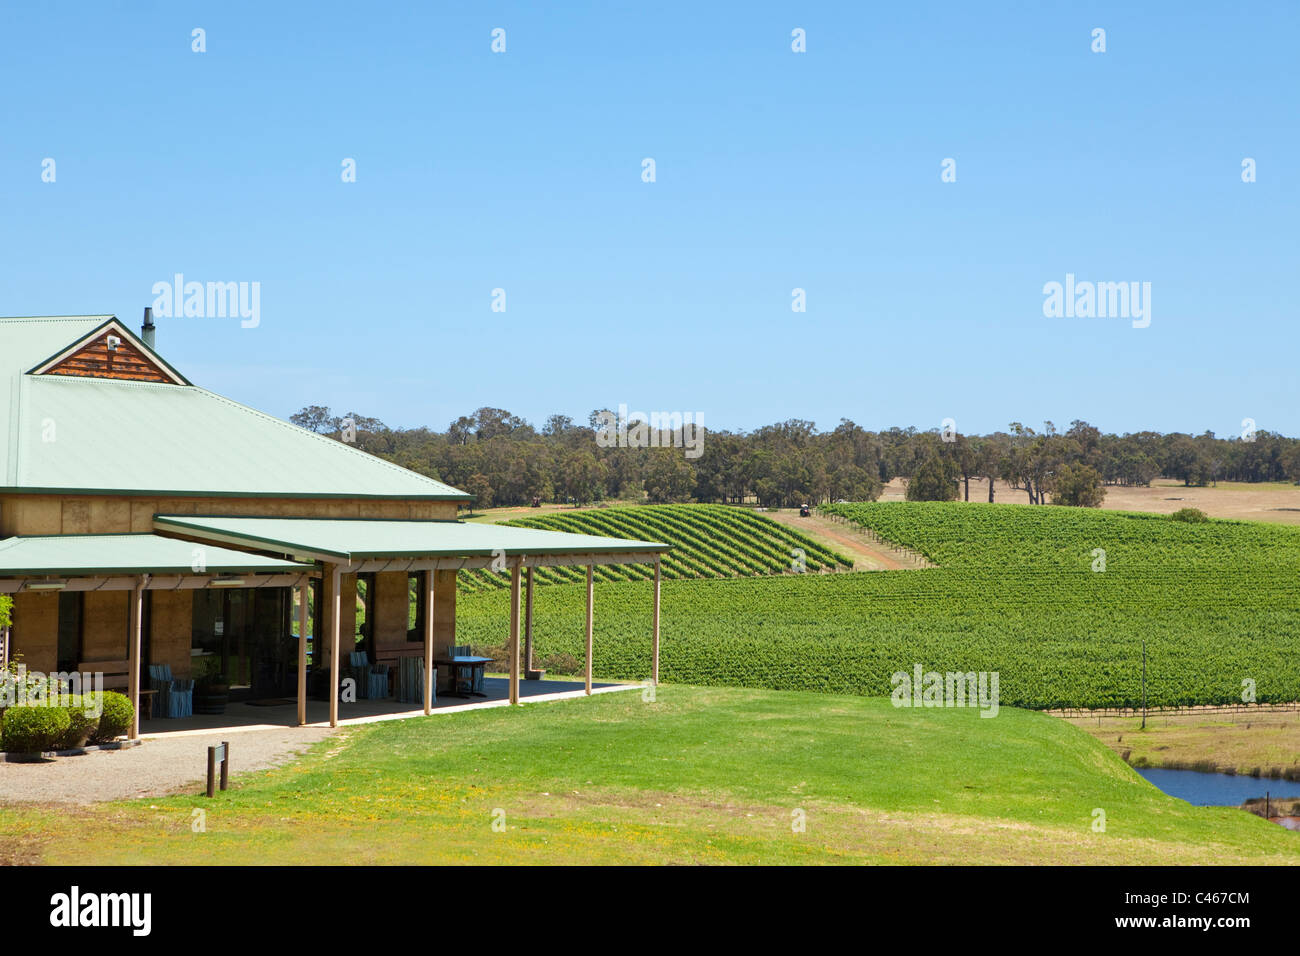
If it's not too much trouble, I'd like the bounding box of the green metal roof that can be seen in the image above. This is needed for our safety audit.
[154,515,669,562]
[0,316,469,499]
[0,533,313,578]
[0,316,115,372]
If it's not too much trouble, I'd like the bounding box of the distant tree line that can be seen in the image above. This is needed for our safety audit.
[289,405,1300,509]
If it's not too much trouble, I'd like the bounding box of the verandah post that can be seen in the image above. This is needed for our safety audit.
[524,565,534,677]
[584,563,594,695]
[328,563,342,728]
[652,559,661,685]
[297,577,309,726]
[509,560,522,705]
[128,576,145,739]
[424,569,435,715]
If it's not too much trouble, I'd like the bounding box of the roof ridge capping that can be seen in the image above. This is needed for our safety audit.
[0,314,116,322]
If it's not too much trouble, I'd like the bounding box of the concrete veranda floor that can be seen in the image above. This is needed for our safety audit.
[139,676,634,737]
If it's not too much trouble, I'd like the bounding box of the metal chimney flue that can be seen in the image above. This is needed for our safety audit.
[142,307,156,350]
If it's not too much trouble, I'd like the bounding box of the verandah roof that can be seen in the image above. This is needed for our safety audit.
[0,533,313,592]
[150,514,668,727]
[0,523,666,730]
[153,515,669,566]
[0,518,669,581]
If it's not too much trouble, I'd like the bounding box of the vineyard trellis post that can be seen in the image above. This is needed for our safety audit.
[1141,639,1147,730]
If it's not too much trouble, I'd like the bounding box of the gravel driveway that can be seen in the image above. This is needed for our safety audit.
[0,726,337,804]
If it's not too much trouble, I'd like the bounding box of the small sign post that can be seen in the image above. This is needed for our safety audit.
[206,741,230,797]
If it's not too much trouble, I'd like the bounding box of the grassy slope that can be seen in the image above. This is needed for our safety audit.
[4,686,1295,865]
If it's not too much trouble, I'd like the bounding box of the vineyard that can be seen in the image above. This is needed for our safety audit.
[455,503,851,593]
[456,501,1300,709]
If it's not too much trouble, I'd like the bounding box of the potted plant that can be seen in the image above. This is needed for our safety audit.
[193,659,229,715]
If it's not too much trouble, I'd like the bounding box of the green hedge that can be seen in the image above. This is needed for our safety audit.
[90,692,133,744]
[2,706,71,754]
[0,691,130,753]
[60,695,102,749]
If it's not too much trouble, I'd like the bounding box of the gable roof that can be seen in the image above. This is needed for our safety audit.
[28,316,189,385]
[0,316,470,500]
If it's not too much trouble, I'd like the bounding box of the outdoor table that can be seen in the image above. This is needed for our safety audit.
[435,656,494,698]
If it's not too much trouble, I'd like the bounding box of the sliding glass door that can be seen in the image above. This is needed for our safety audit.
[191,587,295,700]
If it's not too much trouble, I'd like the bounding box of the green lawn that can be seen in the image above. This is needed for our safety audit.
[4,686,1296,865]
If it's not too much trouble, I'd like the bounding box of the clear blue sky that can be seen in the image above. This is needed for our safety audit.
[1,2,1295,438]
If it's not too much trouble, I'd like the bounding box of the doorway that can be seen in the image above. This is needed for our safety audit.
[191,587,295,700]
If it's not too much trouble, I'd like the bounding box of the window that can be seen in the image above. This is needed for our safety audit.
[142,592,152,670]
[56,592,83,673]
[355,573,375,652]
[407,571,427,642]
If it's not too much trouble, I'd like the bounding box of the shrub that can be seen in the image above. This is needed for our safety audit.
[59,695,101,749]
[1170,507,1209,523]
[478,643,509,665]
[905,456,960,502]
[1050,464,1107,508]
[2,706,71,754]
[540,652,582,676]
[90,691,133,744]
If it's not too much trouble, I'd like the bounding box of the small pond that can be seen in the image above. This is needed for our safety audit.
[1136,767,1300,807]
